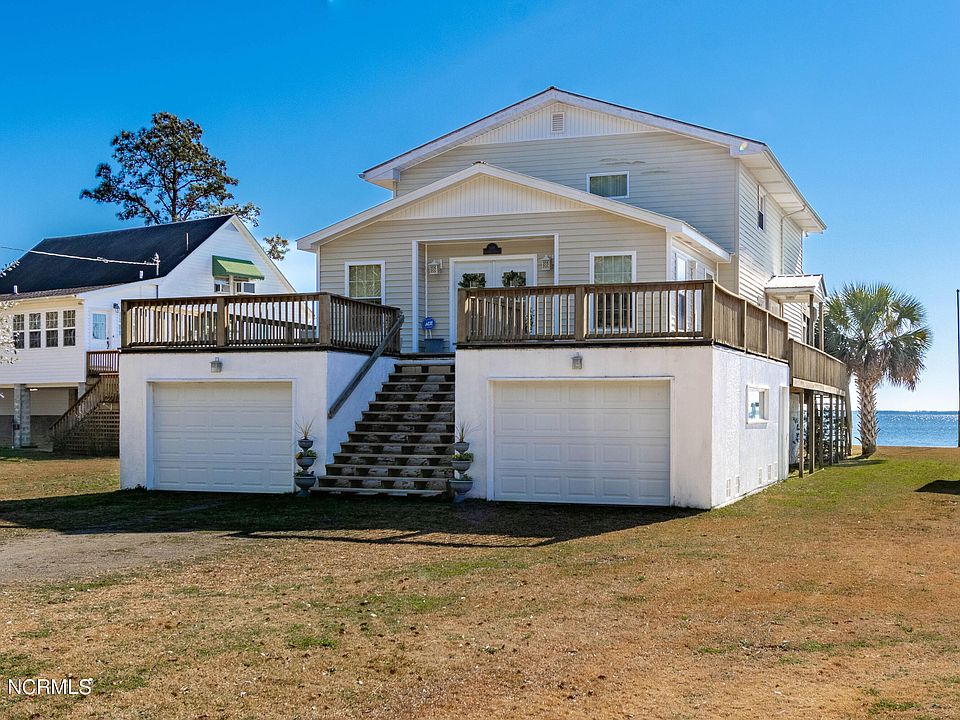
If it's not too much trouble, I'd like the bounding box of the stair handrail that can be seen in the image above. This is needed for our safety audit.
[328,313,404,419]
[50,373,119,442]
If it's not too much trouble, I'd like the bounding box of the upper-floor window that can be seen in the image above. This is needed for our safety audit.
[757,186,767,229]
[28,313,41,348]
[92,313,107,341]
[213,276,256,294]
[45,311,59,348]
[12,314,24,349]
[234,281,256,294]
[587,172,629,199]
[345,262,384,304]
[63,310,76,347]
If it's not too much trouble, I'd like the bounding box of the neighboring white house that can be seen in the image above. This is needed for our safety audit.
[118,88,850,507]
[0,215,293,448]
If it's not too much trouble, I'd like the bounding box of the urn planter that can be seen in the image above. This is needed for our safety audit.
[451,441,470,454]
[294,473,316,496]
[451,459,472,472]
[449,477,473,503]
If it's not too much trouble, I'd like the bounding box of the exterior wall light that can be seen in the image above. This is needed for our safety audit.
[571,353,583,370]
[210,357,223,374]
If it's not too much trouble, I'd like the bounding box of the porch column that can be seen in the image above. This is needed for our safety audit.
[12,384,31,449]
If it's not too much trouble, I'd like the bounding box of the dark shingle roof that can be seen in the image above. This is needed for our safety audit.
[0,215,234,295]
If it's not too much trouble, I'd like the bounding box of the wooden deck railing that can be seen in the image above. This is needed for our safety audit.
[789,339,850,393]
[86,350,119,375]
[50,372,120,443]
[458,280,847,392]
[121,292,403,354]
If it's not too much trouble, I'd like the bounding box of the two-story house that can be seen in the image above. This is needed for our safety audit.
[118,89,849,506]
[0,215,293,450]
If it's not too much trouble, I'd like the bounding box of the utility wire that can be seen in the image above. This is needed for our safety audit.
[0,245,160,268]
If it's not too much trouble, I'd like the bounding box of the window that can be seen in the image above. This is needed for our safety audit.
[757,186,766,229]
[590,253,635,331]
[588,172,629,199]
[63,311,76,347]
[234,281,256,294]
[92,313,107,340]
[45,311,59,347]
[747,387,769,423]
[345,262,384,304]
[12,314,24,349]
[28,313,41,348]
[213,278,230,293]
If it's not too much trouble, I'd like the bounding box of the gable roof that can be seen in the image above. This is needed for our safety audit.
[0,215,234,295]
[360,87,825,233]
[297,162,731,263]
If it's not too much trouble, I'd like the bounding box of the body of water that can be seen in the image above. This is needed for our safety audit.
[851,411,958,447]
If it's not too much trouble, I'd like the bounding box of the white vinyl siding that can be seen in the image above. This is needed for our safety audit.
[394,131,738,254]
[317,209,668,352]
[737,164,807,341]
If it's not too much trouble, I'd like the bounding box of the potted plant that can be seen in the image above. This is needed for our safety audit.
[294,471,316,496]
[451,451,473,472]
[296,419,315,451]
[452,420,471,454]
[296,449,317,470]
[458,273,486,289]
[449,473,473,503]
[501,270,527,288]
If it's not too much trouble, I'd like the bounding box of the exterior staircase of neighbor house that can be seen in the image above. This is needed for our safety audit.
[312,361,455,497]
[50,372,120,456]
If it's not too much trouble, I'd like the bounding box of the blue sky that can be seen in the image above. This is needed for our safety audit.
[1,1,958,411]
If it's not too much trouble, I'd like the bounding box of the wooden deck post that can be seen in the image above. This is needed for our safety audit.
[317,294,332,346]
[574,285,586,342]
[701,281,715,341]
[818,301,825,351]
[798,391,805,478]
[807,390,816,474]
[457,288,469,345]
[215,297,227,348]
[740,298,748,349]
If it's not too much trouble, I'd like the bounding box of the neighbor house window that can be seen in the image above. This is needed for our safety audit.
[747,387,769,423]
[213,277,230,294]
[587,172,629,199]
[28,313,41,348]
[345,262,384,304]
[92,313,107,340]
[45,311,59,347]
[757,186,766,229]
[234,281,256,294]
[63,310,76,347]
[12,314,24,349]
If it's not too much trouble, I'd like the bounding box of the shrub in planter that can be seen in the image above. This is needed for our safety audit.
[451,451,473,472]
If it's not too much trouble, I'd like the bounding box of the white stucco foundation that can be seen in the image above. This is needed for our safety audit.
[455,344,789,509]
[119,350,394,490]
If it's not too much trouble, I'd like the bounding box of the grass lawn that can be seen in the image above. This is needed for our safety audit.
[0,448,958,719]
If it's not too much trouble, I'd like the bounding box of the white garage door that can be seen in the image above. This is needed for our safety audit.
[152,382,293,493]
[493,380,670,505]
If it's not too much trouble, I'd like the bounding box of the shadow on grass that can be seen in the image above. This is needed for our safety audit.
[0,490,699,548]
[916,479,960,495]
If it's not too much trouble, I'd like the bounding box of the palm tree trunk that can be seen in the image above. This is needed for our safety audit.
[857,376,879,457]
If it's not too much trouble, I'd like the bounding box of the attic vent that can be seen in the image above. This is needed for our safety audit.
[551,112,565,133]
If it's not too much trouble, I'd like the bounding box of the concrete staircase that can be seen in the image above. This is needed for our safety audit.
[51,373,120,456]
[312,362,455,497]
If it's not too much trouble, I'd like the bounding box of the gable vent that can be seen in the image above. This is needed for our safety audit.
[551,111,565,133]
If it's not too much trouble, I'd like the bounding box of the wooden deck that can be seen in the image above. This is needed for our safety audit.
[456,280,849,395]
[121,292,403,354]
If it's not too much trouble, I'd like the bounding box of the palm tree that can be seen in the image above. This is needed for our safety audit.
[824,283,931,458]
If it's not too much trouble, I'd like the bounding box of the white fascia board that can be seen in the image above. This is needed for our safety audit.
[298,163,731,264]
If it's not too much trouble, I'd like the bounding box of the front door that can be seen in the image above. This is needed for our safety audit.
[450,256,536,346]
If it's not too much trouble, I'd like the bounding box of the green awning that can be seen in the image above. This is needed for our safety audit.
[212,255,264,280]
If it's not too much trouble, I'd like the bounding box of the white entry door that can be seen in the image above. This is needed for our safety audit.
[152,382,293,493]
[450,255,536,344]
[492,380,671,505]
